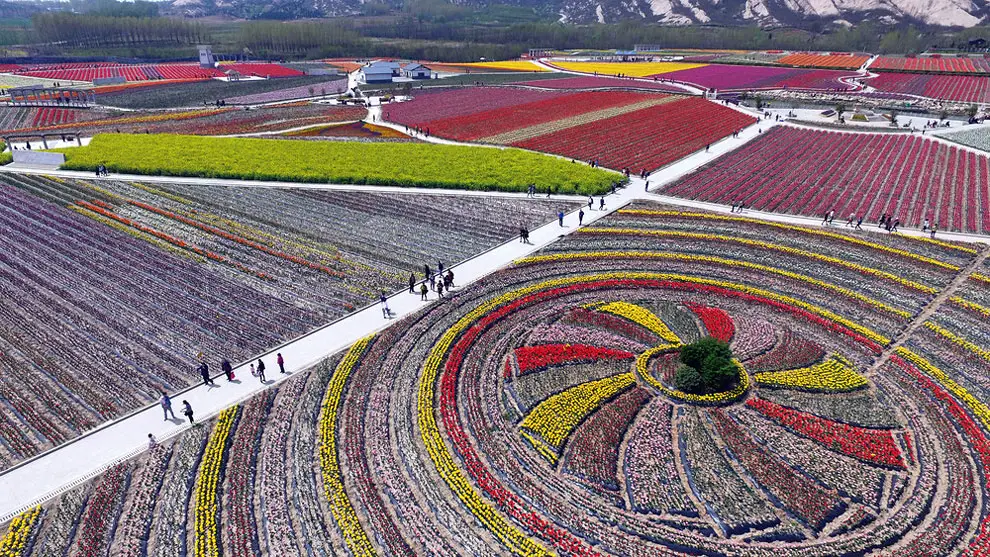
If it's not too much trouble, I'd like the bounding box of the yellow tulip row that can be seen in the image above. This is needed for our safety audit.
[523,251,912,318]
[949,296,990,318]
[753,355,867,392]
[0,506,40,557]
[924,322,990,364]
[418,272,891,555]
[617,209,977,259]
[193,406,238,557]
[635,345,750,404]
[317,335,378,557]
[896,346,990,434]
[519,373,636,461]
[577,228,939,294]
[589,301,682,343]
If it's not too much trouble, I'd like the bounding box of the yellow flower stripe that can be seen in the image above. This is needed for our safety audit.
[519,373,636,462]
[753,355,867,392]
[971,273,990,286]
[950,296,990,318]
[548,60,707,77]
[634,345,749,404]
[193,406,238,557]
[318,335,378,557]
[419,272,887,556]
[520,252,914,318]
[579,228,945,291]
[0,506,41,557]
[896,346,990,433]
[924,322,990,363]
[617,209,976,261]
[461,60,549,72]
[590,301,682,343]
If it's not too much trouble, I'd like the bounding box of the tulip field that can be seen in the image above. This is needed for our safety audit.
[6,199,990,556]
[2,103,368,137]
[662,125,990,234]
[385,87,755,171]
[0,176,576,466]
[866,71,990,103]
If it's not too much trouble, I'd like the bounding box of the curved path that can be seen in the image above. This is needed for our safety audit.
[1,108,988,522]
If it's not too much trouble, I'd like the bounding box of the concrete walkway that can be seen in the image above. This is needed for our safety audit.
[0,104,986,522]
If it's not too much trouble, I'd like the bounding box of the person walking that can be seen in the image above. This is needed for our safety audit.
[644,180,649,192]
[855,216,863,230]
[846,213,855,227]
[445,270,454,289]
[436,280,445,299]
[558,210,565,227]
[408,272,416,293]
[522,227,530,244]
[380,292,391,319]
[199,361,215,387]
[221,358,234,381]
[420,282,429,301]
[587,196,593,211]
[599,197,605,211]
[891,218,900,233]
[437,260,444,276]
[277,352,286,374]
[148,433,158,449]
[931,222,938,239]
[923,218,930,232]
[256,359,267,382]
[160,392,177,421]
[578,208,584,226]
[878,214,887,228]
[429,272,436,291]
[822,211,830,226]
[182,400,194,424]
[423,263,431,282]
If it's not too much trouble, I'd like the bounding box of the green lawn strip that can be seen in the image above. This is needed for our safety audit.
[58,134,617,194]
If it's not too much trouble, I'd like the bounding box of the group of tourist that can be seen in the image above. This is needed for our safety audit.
[151,352,289,441]
[94,164,109,177]
[412,261,454,302]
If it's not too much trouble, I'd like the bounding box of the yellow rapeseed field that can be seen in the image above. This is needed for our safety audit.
[550,61,707,77]
[461,60,550,72]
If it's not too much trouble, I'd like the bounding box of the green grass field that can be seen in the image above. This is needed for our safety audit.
[59,134,618,194]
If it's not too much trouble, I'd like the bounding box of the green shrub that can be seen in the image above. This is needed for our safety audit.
[57,134,617,194]
[674,338,737,395]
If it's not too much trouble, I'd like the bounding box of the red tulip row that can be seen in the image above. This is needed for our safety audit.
[664,126,990,234]
[513,343,634,376]
[872,56,990,73]
[513,97,755,172]
[684,302,734,343]
[746,397,906,469]
[419,90,657,142]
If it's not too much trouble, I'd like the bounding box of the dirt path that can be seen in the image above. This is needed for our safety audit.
[867,243,990,375]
